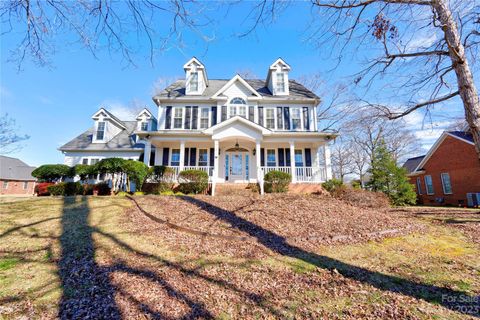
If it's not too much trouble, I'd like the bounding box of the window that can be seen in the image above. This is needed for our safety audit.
[200,107,209,129]
[416,177,422,195]
[141,121,148,131]
[23,181,28,190]
[173,108,183,129]
[3,181,8,189]
[267,149,276,167]
[171,149,180,166]
[190,72,198,91]
[294,150,303,167]
[276,72,285,93]
[424,175,434,195]
[90,158,100,165]
[96,121,106,140]
[82,158,89,165]
[238,106,247,118]
[229,106,237,118]
[441,173,452,194]
[291,108,301,130]
[265,108,275,129]
[198,149,208,166]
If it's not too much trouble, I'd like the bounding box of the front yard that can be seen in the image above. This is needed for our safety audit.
[0,194,479,319]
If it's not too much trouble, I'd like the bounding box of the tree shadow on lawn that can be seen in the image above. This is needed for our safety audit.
[180,196,480,318]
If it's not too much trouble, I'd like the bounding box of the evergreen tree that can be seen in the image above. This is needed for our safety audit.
[367,141,417,206]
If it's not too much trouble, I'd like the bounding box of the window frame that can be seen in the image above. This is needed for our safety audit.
[96,121,106,140]
[198,149,209,167]
[200,107,209,129]
[294,149,304,167]
[416,177,422,195]
[82,158,89,165]
[190,72,199,92]
[140,121,149,131]
[440,173,453,194]
[3,181,8,189]
[173,107,183,129]
[90,158,100,165]
[229,105,237,118]
[171,149,181,166]
[291,108,302,130]
[238,105,247,118]
[266,149,276,167]
[424,175,434,195]
[276,72,285,93]
[23,181,28,190]
[265,108,275,129]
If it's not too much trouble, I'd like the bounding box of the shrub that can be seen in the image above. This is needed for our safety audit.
[94,182,111,196]
[35,182,55,196]
[142,182,175,194]
[46,182,83,196]
[264,170,291,193]
[32,164,73,182]
[322,179,344,193]
[83,184,95,195]
[116,191,130,197]
[123,160,149,191]
[74,164,95,181]
[350,180,362,189]
[177,169,209,194]
[133,191,145,196]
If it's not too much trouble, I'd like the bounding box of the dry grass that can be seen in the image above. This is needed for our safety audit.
[0,195,479,319]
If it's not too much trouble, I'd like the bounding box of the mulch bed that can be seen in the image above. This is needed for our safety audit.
[124,194,424,258]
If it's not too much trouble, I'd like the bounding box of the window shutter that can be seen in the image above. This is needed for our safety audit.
[285,148,291,166]
[283,107,290,130]
[165,106,172,129]
[260,148,265,166]
[162,148,169,165]
[211,106,217,125]
[278,148,285,166]
[248,106,255,122]
[189,148,196,166]
[184,148,190,166]
[191,106,198,129]
[258,107,264,126]
[277,107,283,129]
[303,107,310,130]
[209,148,214,166]
[305,148,312,167]
[221,106,227,122]
[150,148,155,166]
[184,106,192,129]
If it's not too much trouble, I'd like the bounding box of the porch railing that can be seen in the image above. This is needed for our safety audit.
[262,166,291,175]
[261,166,326,183]
[167,166,214,180]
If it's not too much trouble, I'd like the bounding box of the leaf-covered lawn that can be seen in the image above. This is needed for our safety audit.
[0,195,479,319]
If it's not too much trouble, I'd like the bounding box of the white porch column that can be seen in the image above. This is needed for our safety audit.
[256,140,264,195]
[324,143,333,181]
[179,140,185,172]
[143,142,151,166]
[290,141,296,183]
[212,140,219,196]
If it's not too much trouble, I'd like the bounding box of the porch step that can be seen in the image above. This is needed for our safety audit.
[214,183,258,196]
[288,183,327,195]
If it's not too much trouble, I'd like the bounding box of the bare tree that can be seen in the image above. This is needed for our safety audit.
[331,138,354,182]
[236,68,258,79]
[350,143,369,188]
[1,1,215,69]
[242,0,480,159]
[0,114,29,154]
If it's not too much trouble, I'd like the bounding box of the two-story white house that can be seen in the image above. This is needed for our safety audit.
[60,58,335,194]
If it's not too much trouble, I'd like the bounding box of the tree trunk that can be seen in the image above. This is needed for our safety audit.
[433,0,480,160]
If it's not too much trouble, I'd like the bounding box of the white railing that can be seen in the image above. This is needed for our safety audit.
[260,166,327,183]
[183,166,214,176]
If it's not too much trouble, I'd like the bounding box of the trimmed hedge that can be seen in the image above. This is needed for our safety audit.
[264,170,291,193]
[32,164,73,182]
[177,169,209,194]
[322,179,344,193]
[94,182,111,196]
[47,182,84,196]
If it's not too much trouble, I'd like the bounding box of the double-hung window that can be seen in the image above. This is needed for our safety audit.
[276,72,285,93]
[198,149,208,166]
[424,175,434,195]
[265,108,275,129]
[416,177,422,195]
[141,121,148,131]
[96,121,106,140]
[190,72,198,91]
[171,149,180,166]
[82,158,89,165]
[441,173,452,194]
[3,181,8,189]
[90,158,100,165]
[238,105,247,118]
[23,181,28,190]
[266,149,276,167]
[291,108,301,130]
[294,150,303,167]
[229,106,237,118]
[200,107,209,129]
[173,108,183,129]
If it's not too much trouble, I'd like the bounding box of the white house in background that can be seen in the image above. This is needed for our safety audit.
[60,57,336,194]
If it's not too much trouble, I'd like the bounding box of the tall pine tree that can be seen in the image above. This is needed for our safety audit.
[367,141,417,206]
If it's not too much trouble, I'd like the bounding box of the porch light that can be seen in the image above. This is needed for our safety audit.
[253,148,256,156]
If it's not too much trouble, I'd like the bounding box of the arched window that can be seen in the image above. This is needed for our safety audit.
[229,97,247,118]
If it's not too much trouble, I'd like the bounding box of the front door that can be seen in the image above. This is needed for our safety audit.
[227,152,244,182]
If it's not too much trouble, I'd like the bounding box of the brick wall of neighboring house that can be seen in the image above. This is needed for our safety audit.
[0,180,36,195]
[409,135,480,206]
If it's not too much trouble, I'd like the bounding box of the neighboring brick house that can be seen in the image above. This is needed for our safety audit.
[403,131,480,207]
[0,156,36,196]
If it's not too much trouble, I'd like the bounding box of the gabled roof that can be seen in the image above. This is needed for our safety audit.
[0,156,36,181]
[154,79,319,101]
[269,58,291,70]
[136,108,155,120]
[59,121,144,152]
[183,57,209,86]
[406,130,475,175]
[92,108,127,129]
[402,155,425,174]
[203,116,272,135]
[211,74,262,99]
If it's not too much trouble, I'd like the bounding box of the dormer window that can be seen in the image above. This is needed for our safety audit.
[276,72,285,93]
[190,72,199,92]
[96,121,106,140]
[141,121,148,131]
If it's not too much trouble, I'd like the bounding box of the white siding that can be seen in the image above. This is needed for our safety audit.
[63,151,142,166]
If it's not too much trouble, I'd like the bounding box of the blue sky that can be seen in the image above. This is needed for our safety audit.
[0,1,468,166]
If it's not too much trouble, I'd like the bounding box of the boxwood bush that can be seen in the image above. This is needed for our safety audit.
[47,182,84,196]
[177,169,209,194]
[94,182,111,196]
[264,170,291,193]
